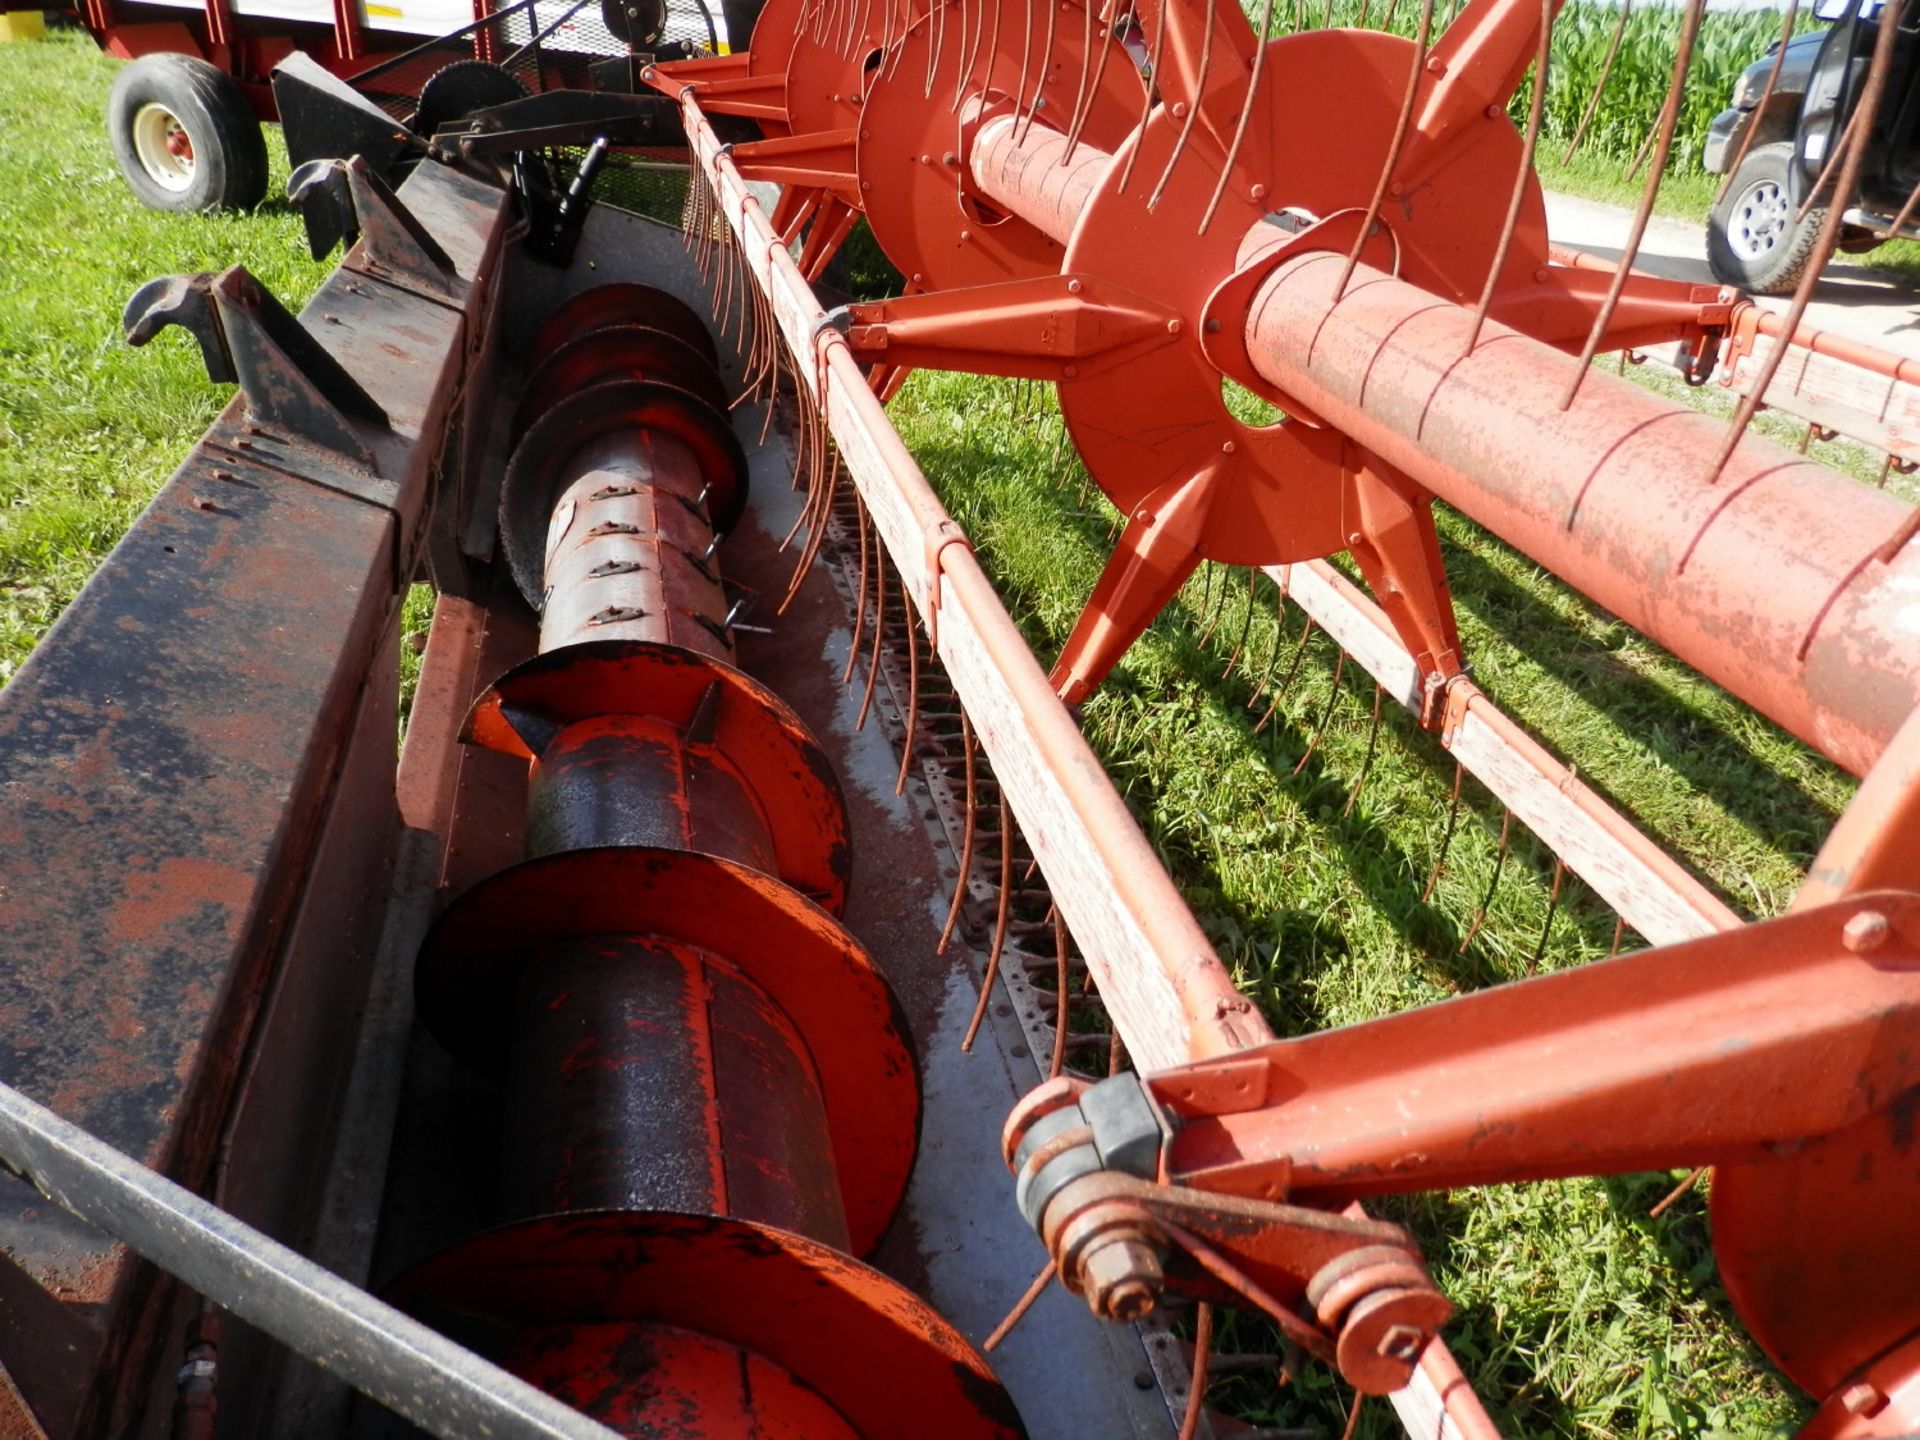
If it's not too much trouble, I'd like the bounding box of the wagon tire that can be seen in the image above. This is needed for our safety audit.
[108,54,269,214]
[1707,141,1824,295]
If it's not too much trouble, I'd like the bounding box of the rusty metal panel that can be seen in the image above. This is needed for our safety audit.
[0,162,510,1437]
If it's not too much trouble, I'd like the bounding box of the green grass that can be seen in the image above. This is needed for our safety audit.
[0,28,327,681]
[889,371,1838,1438]
[0,18,1882,1440]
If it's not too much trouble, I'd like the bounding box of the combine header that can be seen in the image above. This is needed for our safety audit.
[0,0,1917,1434]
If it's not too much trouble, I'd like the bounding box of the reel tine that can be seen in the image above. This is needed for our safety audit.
[1013,0,1037,140]
[1711,0,1794,202]
[1525,855,1565,974]
[1062,0,1098,161]
[1340,683,1384,819]
[1708,0,1904,473]
[984,1257,1058,1351]
[1196,563,1230,646]
[1874,161,1920,241]
[1199,0,1277,235]
[926,0,945,97]
[1065,2,1120,156]
[1559,0,1708,409]
[1796,100,1869,223]
[1253,617,1316,733]
[1116,0,1168,193]
[938,710,979,954]
[1290,645,1347,778]
[779,449,840,612]
[1457,805,1511,956]
[1050,905,1071,1078]
[896,587,923,793]
[1420,759,1464,903]
[1649,1165,1708,1218]
[1221,566,1258,680]
[1463,0,1550,355]
[955,0,987,107]
[1146,0,1216,211]
[1623,116,1659,182]
[1244,574,1292,707]
[857,542,889,730]
[843,491,872,683]
[1560,0,1632,168]
[1335,0,1435,297]
[1176,1302,1215,1440]
[1017,0,1062,143]
[961,792,1017,1051]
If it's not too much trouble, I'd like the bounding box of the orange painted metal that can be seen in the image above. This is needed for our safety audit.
[1143,891,1920,1418]
[662,0,1920,1422]
[391,300,1016,1436]
[1240,251,1920,777]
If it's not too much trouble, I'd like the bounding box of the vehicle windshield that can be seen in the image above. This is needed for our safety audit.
[1812,0,1878,20]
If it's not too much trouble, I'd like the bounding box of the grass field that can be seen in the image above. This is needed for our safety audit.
[0,19,1897,1440]
[0,28,327,682]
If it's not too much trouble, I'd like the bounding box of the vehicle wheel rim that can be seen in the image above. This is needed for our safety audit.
[130,103,195,192]
[1729,177,1790,263]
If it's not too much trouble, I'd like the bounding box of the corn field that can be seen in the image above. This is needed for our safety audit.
[1271,0,1798,172]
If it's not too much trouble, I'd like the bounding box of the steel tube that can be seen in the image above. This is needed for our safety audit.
[539,434,731,657]
[1245,250,1920,777]
[967,114,1114,250]
[500,935,848,1247]
[0,1074,625,1440]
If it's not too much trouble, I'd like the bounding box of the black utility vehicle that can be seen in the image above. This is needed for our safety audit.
[1704,0,1920,292]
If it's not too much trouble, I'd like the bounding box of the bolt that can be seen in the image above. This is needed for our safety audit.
[190,496,215,512]
[1535,266,1551,283]
[1486,104,1503,120]
[211,468,236,482]
[1425,55,1447,75]
[1063,365,1079,378]
[861,180,872,191]
[1166,318,1182,335]
[1067,278,1083,293]
[960,229,972,242]
[1249,182,1267,201]
[1843,911,1891,953]
[1080,1238,1163,1322]
[943,150,959,166]
[323,314,340,325]
[920,153,931,164]
[1377,1325,1428,1362]
[1171,101,1188,119]
[1221,440,1236,453]
[1841,1384,1887,1417]
[1388,181,1405,198]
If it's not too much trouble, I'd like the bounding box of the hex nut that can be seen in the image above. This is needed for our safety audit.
[1843,911,1891,954]
[1080,1238,1163,1323]
[1377,1324,1429,1362]
[1841,1383,1887,1417]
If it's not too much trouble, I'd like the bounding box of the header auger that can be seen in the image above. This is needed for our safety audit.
[0,0,1918,1436]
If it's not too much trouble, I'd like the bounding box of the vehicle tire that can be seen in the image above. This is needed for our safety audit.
[1707,141,1824,295]
[107,54,269,214]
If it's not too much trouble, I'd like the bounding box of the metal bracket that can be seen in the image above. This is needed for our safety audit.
[124,266,389,470]
[288,156,459,299]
